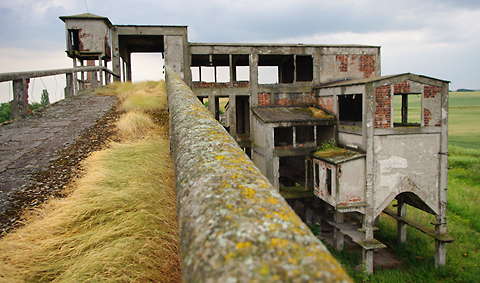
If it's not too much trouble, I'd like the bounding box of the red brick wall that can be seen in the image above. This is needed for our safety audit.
[375,85,392,128]
[336,55,349,72]
[359,55,375,78]
[193,81,250,88]
[258,93,270,106]
[273,93,314,106]
[394,81,410,93]
[317,96,334,113]
[424,85,441,99]
[275,97,292,106]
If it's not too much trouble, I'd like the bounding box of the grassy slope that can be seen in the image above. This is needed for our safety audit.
[344,92,480,282]
[0,81,181,282]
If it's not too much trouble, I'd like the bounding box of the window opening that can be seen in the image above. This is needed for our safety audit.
[236,96,250,135]
[394,93,421,126]
[296,55,313,82]
[315,162,320,188]
[274,127,293,147]
[258,66,278,84]
[338,94,362,126]
[232,55,250,82]
[279,156,306,187]
[235,66,250,81]
[68,29,80,51]
[326,167,332,195]
[296,125,315,144]
[131,53,165,81]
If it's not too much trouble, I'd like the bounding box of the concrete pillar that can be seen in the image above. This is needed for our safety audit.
[435,239,446,268]
[208,91,216,117]
[305,205,313,226]
[397,198,407,244]
[80,60,85,91]
[65,73,75,98]
[334,211,344,251]
[11,78,29,119]
[362,249,374,275]
[127,52,132,82]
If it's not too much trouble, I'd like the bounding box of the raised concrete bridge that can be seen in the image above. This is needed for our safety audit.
[0,66,352,282]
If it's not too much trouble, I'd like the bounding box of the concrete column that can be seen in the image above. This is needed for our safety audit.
[249,53,259,107]
[99,57,104,86]
[64,73,75,98]
[397,198,407,244]
[208,91,216,117]
[435,239,446,268]
[305,205,313,226]
[334,211,344,251]
[11,78,29,119]
[111,27,121,82]
[125,52,132,82]
[80,60,85,91]
[362,249,374,275]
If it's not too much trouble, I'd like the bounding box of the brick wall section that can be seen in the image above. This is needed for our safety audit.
[394,81,410,93]
[336,55,349,72]
[258,93,270,106]
[359,55,375,78]
[317,96,334,113]
[375,85,392,128]
[424,108,432,126]
[424,85,441,98]
[193,81,250,88]
[275,97,293,106]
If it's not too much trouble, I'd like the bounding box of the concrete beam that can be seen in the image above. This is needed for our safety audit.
[166,66,352,283]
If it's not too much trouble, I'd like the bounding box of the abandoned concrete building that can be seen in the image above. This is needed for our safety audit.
[60,13,452,274]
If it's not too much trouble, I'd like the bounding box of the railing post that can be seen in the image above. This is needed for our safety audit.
[166,65,352,283]
[11,78,29,119]
[65,72,75,98]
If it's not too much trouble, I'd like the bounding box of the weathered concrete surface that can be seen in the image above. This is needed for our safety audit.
[0,90,116,214]
[167,66,352,283]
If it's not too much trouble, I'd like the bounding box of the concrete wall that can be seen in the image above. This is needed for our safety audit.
[166,66,352,282]
[63,18,110,58]
[372,133,441,217]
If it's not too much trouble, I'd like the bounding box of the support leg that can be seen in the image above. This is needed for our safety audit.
[397,198,407,244]
[334,211,344,250]
[362,249,374,275]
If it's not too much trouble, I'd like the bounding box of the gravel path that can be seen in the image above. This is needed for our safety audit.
[0,90,118,235]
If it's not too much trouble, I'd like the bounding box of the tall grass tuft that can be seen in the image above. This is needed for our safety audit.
[0,81,180,282]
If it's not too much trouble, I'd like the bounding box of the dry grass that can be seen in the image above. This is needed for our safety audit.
[308,107,331,119]
[0,81,180,282]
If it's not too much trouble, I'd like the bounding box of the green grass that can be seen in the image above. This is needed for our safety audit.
[337,91,480,282]
[0,81,181,282]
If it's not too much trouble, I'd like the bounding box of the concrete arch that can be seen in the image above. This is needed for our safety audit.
[375,177,439,218]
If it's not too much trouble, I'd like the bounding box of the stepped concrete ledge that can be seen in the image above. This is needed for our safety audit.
[0,90,116,215]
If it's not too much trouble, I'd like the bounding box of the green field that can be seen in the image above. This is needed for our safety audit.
[341,91,480,282]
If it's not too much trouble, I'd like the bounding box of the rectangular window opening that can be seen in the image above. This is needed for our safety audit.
[296,55,313,82]
[394,93,421,126]
[236,96,250,135]
[314,162,320,188]
[326,167,332,195]
[68,29,80,51]
[338,94,363,126]
[296,125,315,144]
[279,156,306,187]
[274,127,293,147]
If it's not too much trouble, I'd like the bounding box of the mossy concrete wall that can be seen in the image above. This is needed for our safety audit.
[166,66,352,283]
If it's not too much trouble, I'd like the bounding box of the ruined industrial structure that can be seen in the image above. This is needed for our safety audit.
[60,13,452,274]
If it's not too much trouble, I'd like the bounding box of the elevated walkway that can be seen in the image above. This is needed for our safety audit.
[0,90,116,225]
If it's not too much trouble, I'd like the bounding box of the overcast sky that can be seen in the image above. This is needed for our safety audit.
[1,0,479,103]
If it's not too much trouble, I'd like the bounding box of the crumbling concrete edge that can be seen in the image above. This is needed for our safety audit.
[166,66,352,283]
